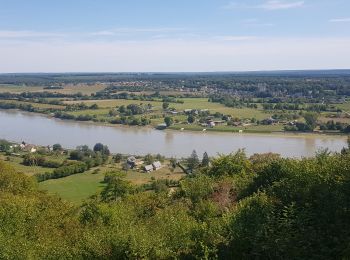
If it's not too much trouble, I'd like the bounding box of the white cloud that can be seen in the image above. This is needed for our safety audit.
[223,1,304,11]
[0,30,64,39]
[213,36,258,41]
[329,18,350,23]
[240,18,275,27]
[90,30,115,36]
[91,27,186,36]
[258,1,304,10]
[0,37,349,73]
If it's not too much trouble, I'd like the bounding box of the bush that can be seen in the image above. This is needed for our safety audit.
[35,161,88,182]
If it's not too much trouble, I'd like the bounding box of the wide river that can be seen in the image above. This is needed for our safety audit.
[0,110,348,158]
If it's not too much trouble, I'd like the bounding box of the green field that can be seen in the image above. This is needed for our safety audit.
[0,155,53,176]
[169,123,283,133]
[0,83,106,95]
[336,102,350,113]
[0,152,69,176]
[65,98,271,120]
[0,99,66,110]
[39,170,106,204]
[39,164,185,204]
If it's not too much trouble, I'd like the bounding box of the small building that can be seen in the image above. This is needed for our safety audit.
[261,117,278,125]
[144,165,153,173]
[127,156,143,168]
[156,123,167,130]
[209,121,216,127]
[21,142,37,153]
[213,120,226,126]
[152,161,162,170]
[28,146,37,153]
[127,156,137,168]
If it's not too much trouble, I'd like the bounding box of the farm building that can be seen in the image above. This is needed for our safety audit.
[144,165,153,173]
[152,161,162,170]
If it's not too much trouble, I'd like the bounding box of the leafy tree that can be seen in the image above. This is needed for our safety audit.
[101,172,132,202]
[169,157,177,170]
[0,139,11,152]
[208,150,251,177]
[93,143,104,152]
[201,152,210,167]
[52,143,62,151]
[144,154,154,165]
[303,112,319,130]
[93,143,110,156]
[187,115,195,124]
[187,150,200,172]
[164,116,173,127]
[180,174,214,203]
[114,153,123,163]
[162,102,169,110]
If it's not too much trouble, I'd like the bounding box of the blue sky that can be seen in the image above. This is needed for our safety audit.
[0,0,350,72]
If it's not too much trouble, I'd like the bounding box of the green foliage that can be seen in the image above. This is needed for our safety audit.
[179,175,215,203]
[162,101,169,110]
[164,116,173,127]
[208,149,251,177]
[226,154,350,259]
[303,112,319,130]
[113,153,123,163]
[201,151,210,167]
[0,139,11,152]
[52,143,62,151]
[1,150,350,259]
[144,154,154,165]
[100,171,132,202]
[35,161,87,182]
[93,143,110,155]
[187,115,195,124]
[187,150,200,172]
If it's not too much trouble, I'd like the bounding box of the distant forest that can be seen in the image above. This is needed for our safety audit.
[1,70,350,97]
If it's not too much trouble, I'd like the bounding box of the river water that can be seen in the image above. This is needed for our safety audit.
[0,110,347,158]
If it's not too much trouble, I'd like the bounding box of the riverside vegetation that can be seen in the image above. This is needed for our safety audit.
[0,137,350,258]
[0,71,350,134]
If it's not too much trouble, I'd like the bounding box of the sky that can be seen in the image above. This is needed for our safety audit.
[0,0,350,72]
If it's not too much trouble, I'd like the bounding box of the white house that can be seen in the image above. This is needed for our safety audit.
[152,161,162,171]
[144,165,153,173]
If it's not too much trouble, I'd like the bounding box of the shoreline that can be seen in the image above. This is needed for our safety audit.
[0,108,348,139]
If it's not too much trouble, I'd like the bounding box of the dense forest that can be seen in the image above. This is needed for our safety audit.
[1,70,350,98]
[1,140,350,259]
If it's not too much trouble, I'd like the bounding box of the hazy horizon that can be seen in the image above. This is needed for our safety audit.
[1,0,349,73]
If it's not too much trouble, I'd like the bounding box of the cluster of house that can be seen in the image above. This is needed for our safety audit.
[200,119,226,128]
[126,156,162,173]
[166,108,210,116]
[19,142,37,153]
[261,117,299,126]
[16,142,59,153]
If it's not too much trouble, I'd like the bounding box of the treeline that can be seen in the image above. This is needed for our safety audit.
[36,161,88,181]
[320,120,350,133]
[1,72,350,97]
[209,95,258,109]
[35,143,110,182]
[262,103,338,112]
[1,139,350,258]
[95,89,185,104]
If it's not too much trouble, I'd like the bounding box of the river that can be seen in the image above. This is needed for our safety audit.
[0,110,347,158]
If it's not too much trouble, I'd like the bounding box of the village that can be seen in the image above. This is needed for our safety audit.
[0,140,169,174]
